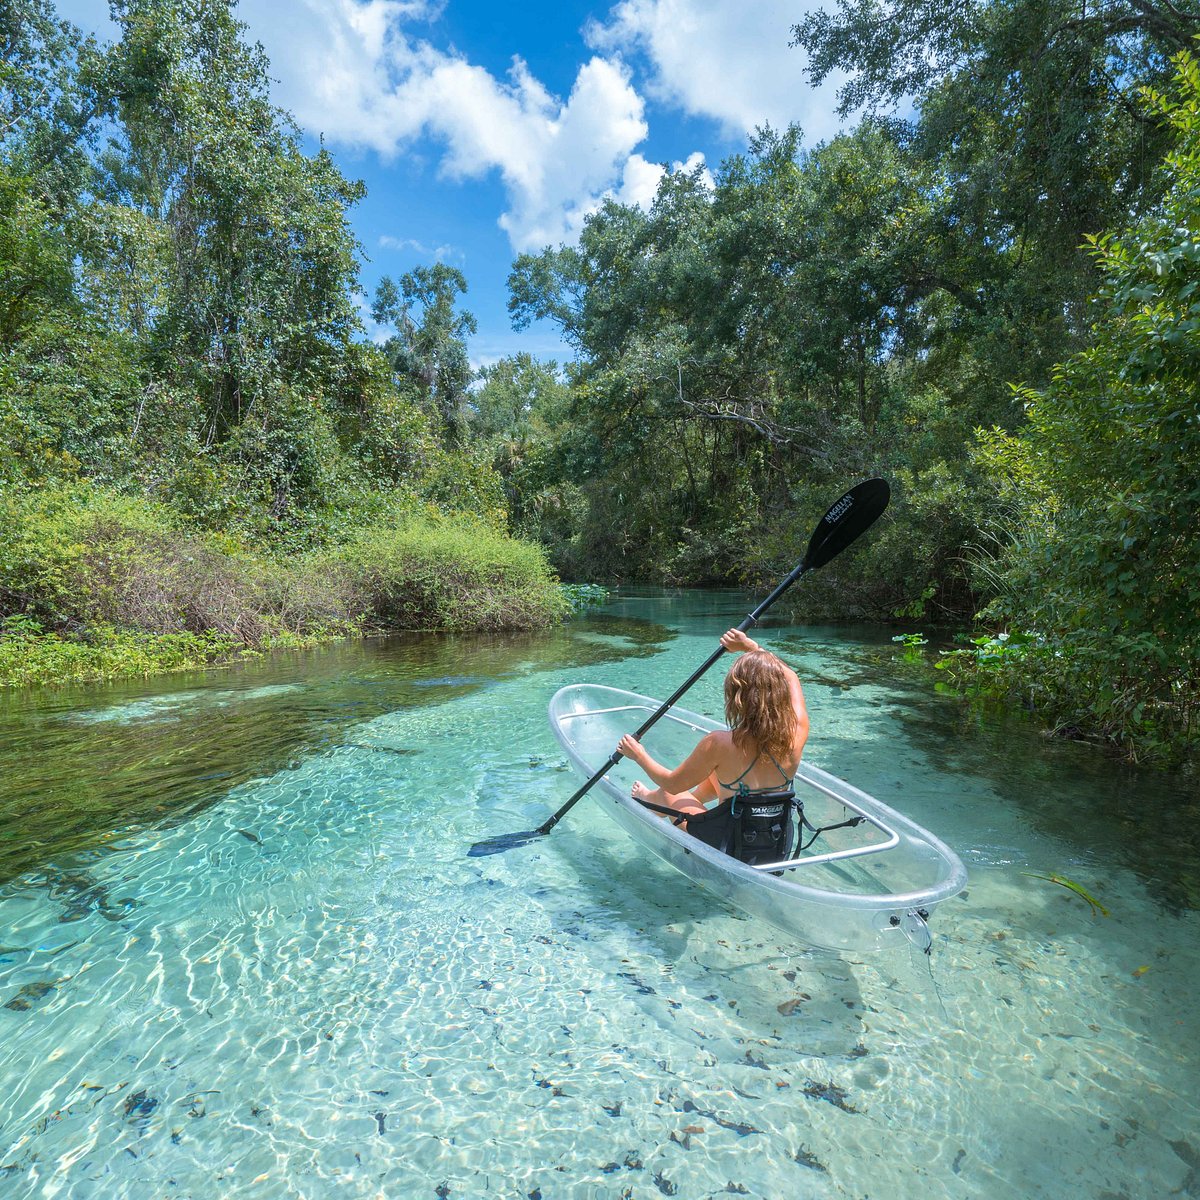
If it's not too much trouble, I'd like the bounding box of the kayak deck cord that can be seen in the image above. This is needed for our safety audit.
[796,810,865,851]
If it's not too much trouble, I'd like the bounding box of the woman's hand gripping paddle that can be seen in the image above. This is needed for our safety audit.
[467,478,891,857]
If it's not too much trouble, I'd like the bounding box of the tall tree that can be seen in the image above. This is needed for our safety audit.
[0,0,96,344]
[99,0,366,444]
[372,263,477,442]
[793,0,1198,314]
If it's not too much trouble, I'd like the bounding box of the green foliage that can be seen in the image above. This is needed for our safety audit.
[502,7,1189,621]
[968,51,1200,763]
[0,483,566,686]
[417,444,509,531]
[559,583,609,613]
[793,0,1183,297]
[3,0,1195,779]
[0,311,146,484]
[932,631,1036,697]
[332,518,568,633]
[0,484,273,638]
[0,487,91,627]
[0,0,97,208]
[0,165,75,346]
[466,353,582,554]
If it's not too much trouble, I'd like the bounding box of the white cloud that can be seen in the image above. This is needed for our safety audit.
[378,234,460,260]
[603,149,714,214]
[586,0,848,144]
[63,0,819,255]
[238,0,663,251]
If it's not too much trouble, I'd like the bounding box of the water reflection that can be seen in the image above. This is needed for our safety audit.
[0,616,676,884]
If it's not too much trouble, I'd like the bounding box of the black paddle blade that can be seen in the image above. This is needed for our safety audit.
[802,477,890,571]
[467,828,546,856]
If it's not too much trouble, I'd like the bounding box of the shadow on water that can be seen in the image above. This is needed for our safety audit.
[0,615,677,887]
[542,832,872,1062]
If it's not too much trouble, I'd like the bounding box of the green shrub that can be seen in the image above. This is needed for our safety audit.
[0,484,568,687]
[0,616,241,686]
[331,517,568,632]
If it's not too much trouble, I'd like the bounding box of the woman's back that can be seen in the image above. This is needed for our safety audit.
[617,631,809,827]
[712,731,801,798]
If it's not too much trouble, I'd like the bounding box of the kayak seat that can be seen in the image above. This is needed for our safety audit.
[685,788,796,867]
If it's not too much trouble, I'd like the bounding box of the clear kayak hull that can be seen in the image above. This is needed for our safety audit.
[549,684,967,954]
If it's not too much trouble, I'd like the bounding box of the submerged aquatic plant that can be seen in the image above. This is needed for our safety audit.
[1023,871,1110,917]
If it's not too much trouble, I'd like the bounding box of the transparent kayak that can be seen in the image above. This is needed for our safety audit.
[549,684,967,955]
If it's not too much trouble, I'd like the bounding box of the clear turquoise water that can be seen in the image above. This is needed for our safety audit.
[1,590,1198,1199]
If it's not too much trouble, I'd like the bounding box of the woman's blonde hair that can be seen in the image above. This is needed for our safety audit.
[723,650,797,761]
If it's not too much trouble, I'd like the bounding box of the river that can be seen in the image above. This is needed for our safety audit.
[1,589,1197,1199]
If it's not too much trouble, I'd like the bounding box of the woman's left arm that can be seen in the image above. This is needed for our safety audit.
[617,731,722,794]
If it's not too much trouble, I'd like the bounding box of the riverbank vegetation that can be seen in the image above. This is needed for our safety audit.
[0,0,566,686]
[2,0,1196,764]
[0,483,565,685]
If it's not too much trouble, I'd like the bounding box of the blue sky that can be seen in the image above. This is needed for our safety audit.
[56,0,848,367]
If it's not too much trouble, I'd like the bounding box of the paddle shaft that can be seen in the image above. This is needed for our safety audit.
[534,558,811,836]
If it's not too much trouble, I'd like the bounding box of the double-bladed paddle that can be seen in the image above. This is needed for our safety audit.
[467,477,891,857]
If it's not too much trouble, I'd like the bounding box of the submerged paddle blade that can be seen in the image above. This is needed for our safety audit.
[467,828,545,856]
[802,477,890,571]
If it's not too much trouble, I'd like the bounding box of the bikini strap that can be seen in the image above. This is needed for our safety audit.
[764,749,792,784]
[719,748,792,793]
[718,749,761,792]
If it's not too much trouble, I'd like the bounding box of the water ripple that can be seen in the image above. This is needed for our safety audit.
[1,599,1197,1198]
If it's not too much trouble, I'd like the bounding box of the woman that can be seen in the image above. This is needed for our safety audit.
[617,629,809,842]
